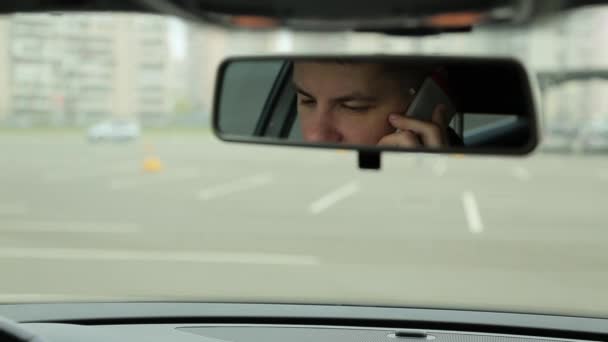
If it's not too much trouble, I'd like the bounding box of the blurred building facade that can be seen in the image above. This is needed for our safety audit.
[0,13,174,127]
[186,23,226,121]
[1,8,608,128]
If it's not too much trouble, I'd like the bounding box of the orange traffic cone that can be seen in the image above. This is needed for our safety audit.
[142,143,163,173]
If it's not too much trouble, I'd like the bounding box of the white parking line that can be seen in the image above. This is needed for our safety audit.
[309,181,360,215]
[462,191,484,234]
[0,247,320,266]
[0,220,141,233]
[198,173,273,200]
[512,165,531,181]
[431,158,448,176]
[110,168,202,190]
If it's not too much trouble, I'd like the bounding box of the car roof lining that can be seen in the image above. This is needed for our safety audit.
[0,0,607,28]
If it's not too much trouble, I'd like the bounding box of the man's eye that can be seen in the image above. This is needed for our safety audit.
[299,99,315,106]
[341,104,370,112]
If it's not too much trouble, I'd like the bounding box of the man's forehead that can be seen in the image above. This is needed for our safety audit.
[293,61,424,88]
[293,62,388,96]
[293,61,383,76]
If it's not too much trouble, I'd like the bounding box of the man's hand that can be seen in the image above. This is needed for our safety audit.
[377,104,448,148]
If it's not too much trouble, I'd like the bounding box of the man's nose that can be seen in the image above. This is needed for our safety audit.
[307,109,342,143]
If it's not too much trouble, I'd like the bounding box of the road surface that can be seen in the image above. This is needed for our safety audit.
[0,133,607,317]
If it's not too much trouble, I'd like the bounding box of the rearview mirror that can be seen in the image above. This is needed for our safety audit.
[212,55,539,162]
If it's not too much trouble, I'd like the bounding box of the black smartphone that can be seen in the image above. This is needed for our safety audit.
[404,76,456,123]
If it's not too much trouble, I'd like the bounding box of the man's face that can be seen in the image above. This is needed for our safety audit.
[293,62,414,145]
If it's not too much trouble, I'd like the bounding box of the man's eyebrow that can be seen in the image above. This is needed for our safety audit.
[333,93,378,102]
[293,83,378,102]
[293,84,315,99]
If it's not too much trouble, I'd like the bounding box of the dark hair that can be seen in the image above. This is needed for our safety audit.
[293,58,431,94]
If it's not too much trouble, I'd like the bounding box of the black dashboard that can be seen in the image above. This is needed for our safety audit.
[15,323,604,342]
[1,303,607,342]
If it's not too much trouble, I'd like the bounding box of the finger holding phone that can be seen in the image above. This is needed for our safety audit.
[378,104,449,148]
[377,75,457,149]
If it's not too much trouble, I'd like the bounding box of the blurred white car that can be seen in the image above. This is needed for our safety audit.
[579,119,608,152]
[87,120,141,142]
[542,123,579,152]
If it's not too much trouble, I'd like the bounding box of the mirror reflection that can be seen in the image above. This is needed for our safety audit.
[215,57,537,152]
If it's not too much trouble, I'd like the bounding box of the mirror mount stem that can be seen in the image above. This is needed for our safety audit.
[358,151,381,170]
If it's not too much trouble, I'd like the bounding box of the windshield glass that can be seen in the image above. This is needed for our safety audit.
[1,7,607,317]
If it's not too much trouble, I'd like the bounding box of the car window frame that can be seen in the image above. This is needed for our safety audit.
[254,61,294,137]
